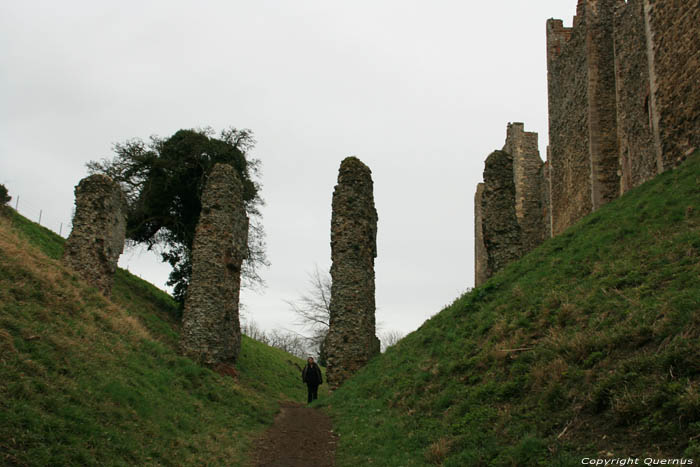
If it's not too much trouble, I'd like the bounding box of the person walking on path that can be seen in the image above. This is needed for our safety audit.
[302,357,323,403]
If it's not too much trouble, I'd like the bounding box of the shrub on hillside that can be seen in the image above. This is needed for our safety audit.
[0,184,10,206]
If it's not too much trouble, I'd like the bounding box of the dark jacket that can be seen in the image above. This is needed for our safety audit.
[302,363,323,386]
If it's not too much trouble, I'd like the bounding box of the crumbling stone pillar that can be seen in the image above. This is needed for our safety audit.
[481,150,522,278]
[325,157,378,389]
[63,174,127,297]
[475,123,545,287]
[180,163,248,365]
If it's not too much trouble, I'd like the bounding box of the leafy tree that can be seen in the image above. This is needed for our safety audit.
[0,184,10,206]
[87,127,268,305]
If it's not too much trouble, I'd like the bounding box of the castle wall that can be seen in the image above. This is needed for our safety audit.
[541,157,553,239]
[63,174,127,297]
[613,0,657,193]
[546,0,620,235]
[180,163,248,365]
[474,183,487,287]
[644,0,700,169]
[325,157,379,389]
[473,0,698,288]
[504,123,545,253]
[546,17,592,236]
[474,125,546,287]
[585,0,620,210]
[481,150,522,278]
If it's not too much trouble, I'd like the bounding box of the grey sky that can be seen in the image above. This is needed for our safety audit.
[1,1,576,337]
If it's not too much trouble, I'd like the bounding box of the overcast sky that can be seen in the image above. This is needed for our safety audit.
[1,1,576,338]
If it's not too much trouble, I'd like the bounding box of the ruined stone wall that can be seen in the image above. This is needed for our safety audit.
[473,0,699,287]
[585,0,620,210]
[644,0,700,169]
[503,122,545,252]
[481,150,522,278]
[63,174,127,297]
[325,157,378,389]
[613,0,657,193]
[180,163,248,366]
[474,124,546,287]
[546,0,620,234]
[474,183,487,287]
[541,159,553,239]
[546,16,592,236]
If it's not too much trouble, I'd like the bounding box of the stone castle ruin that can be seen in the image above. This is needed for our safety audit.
[475,0,700,286]
[180,163,249,365]
[325,157,380,389]
[475,124,544,286]
[63,174,127,297]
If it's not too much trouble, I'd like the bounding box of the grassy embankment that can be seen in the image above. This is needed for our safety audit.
[325,151,700,466]
[0,208,308,466]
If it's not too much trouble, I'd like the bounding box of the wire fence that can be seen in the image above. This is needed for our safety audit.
[9,194,73,239]
[6,190,162,285]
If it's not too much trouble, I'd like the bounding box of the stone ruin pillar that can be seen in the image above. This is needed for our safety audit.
[325,156,379,389]
[480,150,523,279]
[63,174,127,297]
[180,163,248,366]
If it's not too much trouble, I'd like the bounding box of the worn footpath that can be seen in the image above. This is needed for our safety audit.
[251,402,337,467]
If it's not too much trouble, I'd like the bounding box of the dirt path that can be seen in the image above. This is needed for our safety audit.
[251,402,338,467]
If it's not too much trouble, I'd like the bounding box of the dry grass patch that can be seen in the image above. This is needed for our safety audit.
[425,437,452,465]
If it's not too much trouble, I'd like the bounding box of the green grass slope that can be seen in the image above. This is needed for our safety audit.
[325,151,700,466]
[0,209,307,466]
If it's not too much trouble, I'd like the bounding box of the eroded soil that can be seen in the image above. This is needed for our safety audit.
[251,402,337,467]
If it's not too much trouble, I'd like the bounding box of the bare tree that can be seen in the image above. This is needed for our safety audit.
[241,319,268,344]
[288,266,331,328]
[241,319,312,359]
[286,266,332,362]
[266,329,309,359]
[379,329,405,352]
[288,266,408,357]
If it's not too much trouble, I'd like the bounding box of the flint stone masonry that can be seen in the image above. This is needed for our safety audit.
[643,0,700,170]
[475,125,547,287]
[613,0,657,193]
[474,183,488,287]
[547,0,620,236]
[503,123,545,253]
[585,0,620,211]
[480,150,523,281]
[63,174,127,297]
[545,0,699,234]
[325,157,378,389]
[180,163,248,366]
[474,0,699,287]
[546,14,593,236]
[541,156,553,239]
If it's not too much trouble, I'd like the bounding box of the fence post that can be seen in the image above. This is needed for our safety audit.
[15,196,19,211]
[38,210,42,225]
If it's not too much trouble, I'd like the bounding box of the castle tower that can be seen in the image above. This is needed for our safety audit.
[546,0,619,236]
[180,163,248,365]
[325,157,379,389]
[63,174,127,297]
